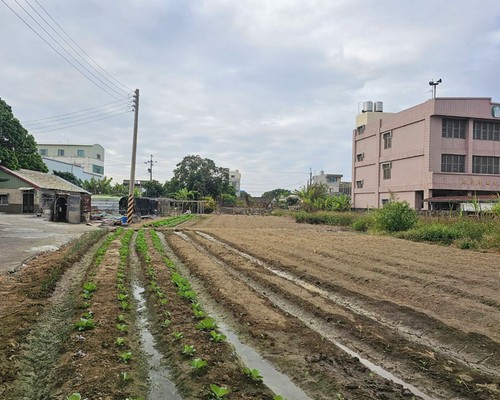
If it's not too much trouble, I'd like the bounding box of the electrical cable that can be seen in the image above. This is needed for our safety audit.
[12,0,129,99]
[1,0,128,100]
[24,101,132,127]
[30,110,130,133]
[31,0,132,93]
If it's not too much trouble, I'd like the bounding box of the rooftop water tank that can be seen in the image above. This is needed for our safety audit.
[362,101,373,113]
[374,101,384,112]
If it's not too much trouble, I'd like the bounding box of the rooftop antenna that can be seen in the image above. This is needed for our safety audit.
[429,78,442,99]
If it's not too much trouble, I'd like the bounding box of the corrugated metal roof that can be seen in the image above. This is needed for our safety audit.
[0,166,90,194]
[424,195,498,203]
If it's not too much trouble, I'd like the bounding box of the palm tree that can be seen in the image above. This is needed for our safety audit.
[174,187,195,200]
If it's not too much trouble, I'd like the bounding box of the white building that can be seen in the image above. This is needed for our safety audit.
[312,171,343,195]
[37,143,105,178]
[229,170,241,197]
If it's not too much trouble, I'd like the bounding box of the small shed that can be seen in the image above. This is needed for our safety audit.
[0,165,91,223]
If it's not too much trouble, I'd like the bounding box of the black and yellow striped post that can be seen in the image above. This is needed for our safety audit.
[127,194,134,224]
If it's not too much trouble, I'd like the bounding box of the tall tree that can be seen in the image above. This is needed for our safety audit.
[0,98,47,172]
[142,180,166,198]
[168,155,232,200]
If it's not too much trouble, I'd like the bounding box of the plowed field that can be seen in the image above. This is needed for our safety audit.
[1,214,498,400]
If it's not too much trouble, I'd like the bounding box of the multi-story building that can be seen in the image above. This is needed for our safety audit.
[37,143,105,178]
[229,170,241,197]
[312,171,343,195]
[352,98,500,210]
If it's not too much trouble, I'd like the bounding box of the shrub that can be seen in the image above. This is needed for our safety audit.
[399,223,458,244]
[294,211,355,226]
[374,201,418,232]
[351,213,375,232]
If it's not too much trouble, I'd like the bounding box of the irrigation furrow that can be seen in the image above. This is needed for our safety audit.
[175,230,499,400]
[196,230,500,373]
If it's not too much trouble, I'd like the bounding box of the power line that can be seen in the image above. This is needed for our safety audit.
[23,98,131,123]
[24,101,132,128]
[30,109,130,133]
[1,0,130,100]
[31,0,132,93]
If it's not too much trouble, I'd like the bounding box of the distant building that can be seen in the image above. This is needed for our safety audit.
[229,170,241,197]
[312,171,343,195]
[37,143,105,178]
[352,98,500,210]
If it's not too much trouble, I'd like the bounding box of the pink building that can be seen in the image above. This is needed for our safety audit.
[352,97,500,210]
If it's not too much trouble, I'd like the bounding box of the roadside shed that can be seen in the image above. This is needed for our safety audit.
[0,165,91,223]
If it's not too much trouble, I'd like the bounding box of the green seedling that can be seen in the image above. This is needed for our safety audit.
[119,301,130,310]
[120,371,131,381]
[190,358,208,370]
[115,337,125,346]
[162,319,171,328]
[274,396,287,400]
[81,302,90,309]
[83,281,97,293]
[120,351,132,363]
[117,314,126,322]
[163,310,171,318]
[66,394,81,400]
[178,289,197,301]
[210,330,226,343]
[182,344,196,356]
[117,293,128,301]
[209,384,229,399]
[243,367,263,382]
[116,323,129,332]
[159,298,169,306]
[196,318,217,331]
[172,331,184,340]
[193,309,206,319]
[74,317,95,331]
[82,292,92,300]
[117,283,126,292]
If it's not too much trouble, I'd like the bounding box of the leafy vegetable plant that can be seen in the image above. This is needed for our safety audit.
[115,337,125,346]
[196,318,217,331]
[210,330,226,343]
[74,317,95,331]
[66,394,82,400]
[182,344,196,356]
[190,358,208,370]
[120,351,132,363]
[243,367,263,382]
[209,384,230,399]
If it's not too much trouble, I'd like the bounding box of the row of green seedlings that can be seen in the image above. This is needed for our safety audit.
[147,229,287,400]
[144,213,196,228]
[74,228,124,332]
[115,229,136,385]
[69,228,125,400]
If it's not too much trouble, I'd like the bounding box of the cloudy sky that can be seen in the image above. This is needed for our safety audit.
[1,0,499,195]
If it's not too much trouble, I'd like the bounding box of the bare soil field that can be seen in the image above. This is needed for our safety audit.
[1,214,498,400]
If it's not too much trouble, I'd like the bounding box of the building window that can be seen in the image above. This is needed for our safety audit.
[441,154,465,173]
[77,149,85,157]
[382,162,392,179]
[39,149,48,156]
[472,156,500,174]
[0,194,8,205]
[381,198,390,205]
[442,118,466,139]
[356,153,365,162]
[96,154,101,160]
[92,165,104,174]
[356,180,364,188]
[382,132,392,149]
[57,149,65,156]
[473,121,500,141]
[356,125,365,135]
[326,176,338,183]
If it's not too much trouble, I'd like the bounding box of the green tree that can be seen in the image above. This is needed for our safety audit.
[294,183,329,212]
[142,180,166,198]
[174,187,195,200]
[262,188,291,201]
[0,98,47,172]
[168,155,232,200]
[81,176,113,195]
[111,183,128,197]
[52,171,82,187]
[375,199,418,232]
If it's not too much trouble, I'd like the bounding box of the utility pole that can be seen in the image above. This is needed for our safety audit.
[309,168,313,188]
[145,154,157,181]
[127,89,139,224]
